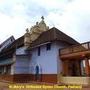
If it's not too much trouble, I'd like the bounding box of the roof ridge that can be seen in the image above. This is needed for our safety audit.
[52,27,79,44]
[53,27,57,40]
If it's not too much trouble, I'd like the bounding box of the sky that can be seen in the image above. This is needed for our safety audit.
[0,0,90,43]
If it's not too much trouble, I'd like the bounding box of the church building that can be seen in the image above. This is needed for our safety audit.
[0,17,89,84]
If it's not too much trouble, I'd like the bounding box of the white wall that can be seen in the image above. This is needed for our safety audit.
[14,46,30,74]
[14,55,30,74]
[14,41,69,74]
[16,47,27,55]
[56,41,70,74]
[29,41,69,74]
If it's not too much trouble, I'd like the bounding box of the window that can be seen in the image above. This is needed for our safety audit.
[46,43,51,50]
[38,47,40,56]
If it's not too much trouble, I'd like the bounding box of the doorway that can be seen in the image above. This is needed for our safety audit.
[62,60,81,76]
[68,61,81,76]
[35,65,41,81]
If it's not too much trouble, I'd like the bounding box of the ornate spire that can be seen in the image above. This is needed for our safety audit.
[24,16,49,46]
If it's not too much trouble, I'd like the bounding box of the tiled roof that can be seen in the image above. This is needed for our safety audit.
[0,36,24,58]
[29,27,79,48]
[0,27,79,57]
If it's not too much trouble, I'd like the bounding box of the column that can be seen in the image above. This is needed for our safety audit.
[76,61,81,76]
[85,58,90,76]
[62,60,69,76]
[80,60,84,76]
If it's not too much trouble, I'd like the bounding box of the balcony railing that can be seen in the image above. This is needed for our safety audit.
[60,42,90,55]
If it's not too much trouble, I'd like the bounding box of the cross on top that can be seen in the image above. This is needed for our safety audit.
[41,16,44,20]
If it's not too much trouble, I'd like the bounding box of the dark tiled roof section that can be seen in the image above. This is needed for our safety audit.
[5,35,24,51]
[29,27,79,48]
[0,36,24,57]
[0,27,79,57]
[15,35,24,48]
[54,27,79,44]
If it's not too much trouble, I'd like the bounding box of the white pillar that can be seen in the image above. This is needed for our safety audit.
[81,60,84,76]
[11,64,14,75]
[11,53,16,75]
[85,58,90,76]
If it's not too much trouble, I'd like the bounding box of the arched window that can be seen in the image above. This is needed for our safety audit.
[35,65,39,74]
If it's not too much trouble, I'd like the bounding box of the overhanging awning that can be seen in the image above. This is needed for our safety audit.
[0,58,15,66]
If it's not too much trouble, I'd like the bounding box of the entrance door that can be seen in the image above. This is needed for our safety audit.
[69,63,77,76]
[63,60,81,76]
[35,65,41,81]
[69,61,81,76]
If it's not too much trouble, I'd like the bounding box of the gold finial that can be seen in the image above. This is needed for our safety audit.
[41,16,44,21]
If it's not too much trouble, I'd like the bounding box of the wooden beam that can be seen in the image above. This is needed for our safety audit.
[60,50,90,60]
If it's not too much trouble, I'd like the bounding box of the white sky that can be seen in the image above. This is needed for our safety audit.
[0,0,90,43]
